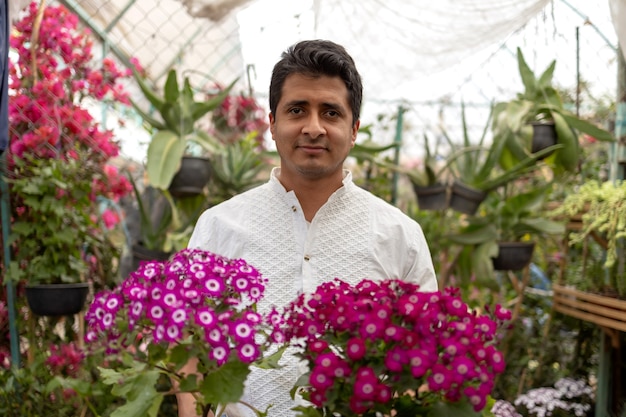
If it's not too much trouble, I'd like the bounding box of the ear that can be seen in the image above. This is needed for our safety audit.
[269,113,276,140]
[351,120,360,147]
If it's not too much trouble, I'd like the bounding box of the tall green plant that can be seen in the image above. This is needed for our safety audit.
[492,48,613,173]
[131,68,236,190]
[443,102,559,192]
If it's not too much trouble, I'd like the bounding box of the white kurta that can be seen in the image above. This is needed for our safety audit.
[188,168,437,416]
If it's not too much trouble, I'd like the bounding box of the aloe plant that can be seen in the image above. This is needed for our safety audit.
[131,68,237,190]
[491,47,614,173]
[442,102,560,193]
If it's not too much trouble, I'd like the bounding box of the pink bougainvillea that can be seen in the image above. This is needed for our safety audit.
[8,1,132,204]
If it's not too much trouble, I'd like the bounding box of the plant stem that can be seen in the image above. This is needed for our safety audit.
[30,0,47,85]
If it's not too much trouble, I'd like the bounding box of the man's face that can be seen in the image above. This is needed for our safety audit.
[269,73,359,182]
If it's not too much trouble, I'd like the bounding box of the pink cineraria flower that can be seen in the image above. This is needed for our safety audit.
[277,278,512,416]
[85,248,281,413]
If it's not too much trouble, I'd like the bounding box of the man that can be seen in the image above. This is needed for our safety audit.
[184,39,437,417]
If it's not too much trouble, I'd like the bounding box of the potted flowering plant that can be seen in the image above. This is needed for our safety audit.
[3,2,133,316]
[278,278,512,417]
[85,248,285,417]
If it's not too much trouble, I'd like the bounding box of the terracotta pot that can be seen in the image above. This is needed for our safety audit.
[491,241,535,271]
[168,156,212,198]
[25,283,90,316]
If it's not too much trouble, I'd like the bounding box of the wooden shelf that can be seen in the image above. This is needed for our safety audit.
[553,284,626,332]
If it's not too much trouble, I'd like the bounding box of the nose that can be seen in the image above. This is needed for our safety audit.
[301,113,326,138]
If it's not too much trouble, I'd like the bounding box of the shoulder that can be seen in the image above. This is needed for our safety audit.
[349,185,419,228]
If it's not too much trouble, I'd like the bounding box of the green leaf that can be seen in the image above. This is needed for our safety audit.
[429,399,482,417]
[101,365,164,417]
[169,344,193,369]
[178,373,199,393]
[517,47,537,96]
[132,68,166,113]
[146,130,187,189]
[164,69,180,103]
[110,392,163,417]
[473,241,499,284]
[191,79,238,121]
[552,111,579,172]
[537,61,556,90]
[560,112,614,142]
[199,360,250,406]
[448,223,498,245]
[254,345,287,370]
[130,98,167,131]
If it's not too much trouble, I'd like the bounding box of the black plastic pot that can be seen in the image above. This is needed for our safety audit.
[412,183,448,211]
[531,122,557,156]
[449,181,487,215]
[492,241,535,271]
[168,156,212,198]
[25,283,90,316]
[131,244,171,272]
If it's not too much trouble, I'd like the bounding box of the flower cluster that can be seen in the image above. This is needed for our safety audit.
[510,378,594,417]
[46,343,85,378]
[86,248,270,363]
[277,278,512,416]
[85,248,281,416]
[211,91,269,147]
[9,2,132,205]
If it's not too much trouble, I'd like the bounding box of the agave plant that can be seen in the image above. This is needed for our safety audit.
[131,68,236,190]
[491,47,613,174]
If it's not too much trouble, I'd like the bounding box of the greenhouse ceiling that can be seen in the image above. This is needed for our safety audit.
[14,0,615,104]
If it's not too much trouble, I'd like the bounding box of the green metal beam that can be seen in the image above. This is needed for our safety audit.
[104,0,136,33]
[1,153,20,367]
[58,0,134,71]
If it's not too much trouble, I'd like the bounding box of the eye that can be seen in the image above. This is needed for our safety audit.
[288,107,304,115]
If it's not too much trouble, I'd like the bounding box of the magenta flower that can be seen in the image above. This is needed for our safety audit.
[85,248,278,415]
[236,342,260,363]
[353,370,378,401]
[346,337,367,361]
[384,346,406,372]
[309,369,334,391]
[277,278,512,416]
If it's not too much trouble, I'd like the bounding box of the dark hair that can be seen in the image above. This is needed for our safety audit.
[269,39,363,126]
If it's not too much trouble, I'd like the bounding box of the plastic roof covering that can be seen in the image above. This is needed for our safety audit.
[29,0,623,159]
[56,0,251,92]
[53,0,622,99]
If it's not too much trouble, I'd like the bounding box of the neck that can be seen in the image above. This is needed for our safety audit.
[278,170,345,222]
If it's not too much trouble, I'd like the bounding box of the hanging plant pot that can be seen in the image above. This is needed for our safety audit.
[492,241,535,271]
[131,244,172,272]
[530,121,557,157]
[168,156,212,198]
[412,183,448,211]
[449,181,487,215]
[25,283,90,316]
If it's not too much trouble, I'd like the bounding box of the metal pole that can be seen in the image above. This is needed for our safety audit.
[1,152,20,366]
[391,105,405,206]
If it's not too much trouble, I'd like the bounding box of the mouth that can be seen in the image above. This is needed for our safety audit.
[297,145,328,155]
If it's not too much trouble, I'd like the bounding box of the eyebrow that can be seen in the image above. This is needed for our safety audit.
[282,99,346,113]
